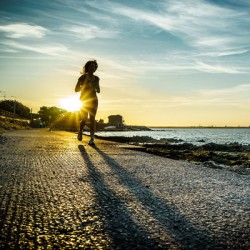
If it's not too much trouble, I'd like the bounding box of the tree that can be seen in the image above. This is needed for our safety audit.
[0,99,30,118]
[38,106,67,124]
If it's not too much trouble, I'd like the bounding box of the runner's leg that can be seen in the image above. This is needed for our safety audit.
[78,109,88,141]
[89,108,97,145]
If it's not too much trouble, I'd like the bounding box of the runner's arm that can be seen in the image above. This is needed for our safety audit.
[95,77,100,93]
[75,75,85,92]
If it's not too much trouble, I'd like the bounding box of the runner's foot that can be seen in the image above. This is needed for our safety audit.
[88,138,95,146]
[77,131,82,141]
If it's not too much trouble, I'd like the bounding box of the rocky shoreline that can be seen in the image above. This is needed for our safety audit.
[95,135,250,175]
[1,120,249,175]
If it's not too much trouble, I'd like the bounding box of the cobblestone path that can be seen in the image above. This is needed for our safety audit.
[0,129,249,249]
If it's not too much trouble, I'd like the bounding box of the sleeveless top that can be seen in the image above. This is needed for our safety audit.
[77,74,99,108]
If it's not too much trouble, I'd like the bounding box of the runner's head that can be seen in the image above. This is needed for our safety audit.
[81,60,98,74]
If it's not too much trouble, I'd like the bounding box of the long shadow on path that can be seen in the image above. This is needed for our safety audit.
[91,146,227,250]
[78,145,169,249]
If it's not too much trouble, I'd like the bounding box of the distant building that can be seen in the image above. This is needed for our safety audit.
[108,115,124,128]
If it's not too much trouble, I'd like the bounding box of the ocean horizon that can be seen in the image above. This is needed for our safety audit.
[95,127,250,145]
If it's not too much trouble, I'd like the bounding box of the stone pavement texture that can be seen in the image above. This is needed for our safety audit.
[0,129,249,250]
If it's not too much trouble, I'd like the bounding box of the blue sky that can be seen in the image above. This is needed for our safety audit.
[0,0,250,126]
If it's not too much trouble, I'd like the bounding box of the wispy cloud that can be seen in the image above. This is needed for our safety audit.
[78,0,250,77]
[106,82,250,109]
[67,24,119,40]
[199,49,249,57]
[176,84,250,108]
[90,0,249,52]
[198,84,250,97]
[152,84,250,108]
[0,40,68,56]
[119,54,246,75]
[0,23,47,38]
[194,61,245,74]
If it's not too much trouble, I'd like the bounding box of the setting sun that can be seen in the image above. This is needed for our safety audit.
[59,94,82,112]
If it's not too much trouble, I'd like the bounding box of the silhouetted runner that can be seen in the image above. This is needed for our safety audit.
[75,59,100,145]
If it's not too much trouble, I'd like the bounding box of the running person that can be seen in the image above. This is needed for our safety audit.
[75,60,100,145]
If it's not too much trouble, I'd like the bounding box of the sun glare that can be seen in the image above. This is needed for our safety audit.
[59,95,82,112]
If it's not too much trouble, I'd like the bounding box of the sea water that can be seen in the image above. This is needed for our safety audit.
[95,128,250,145]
